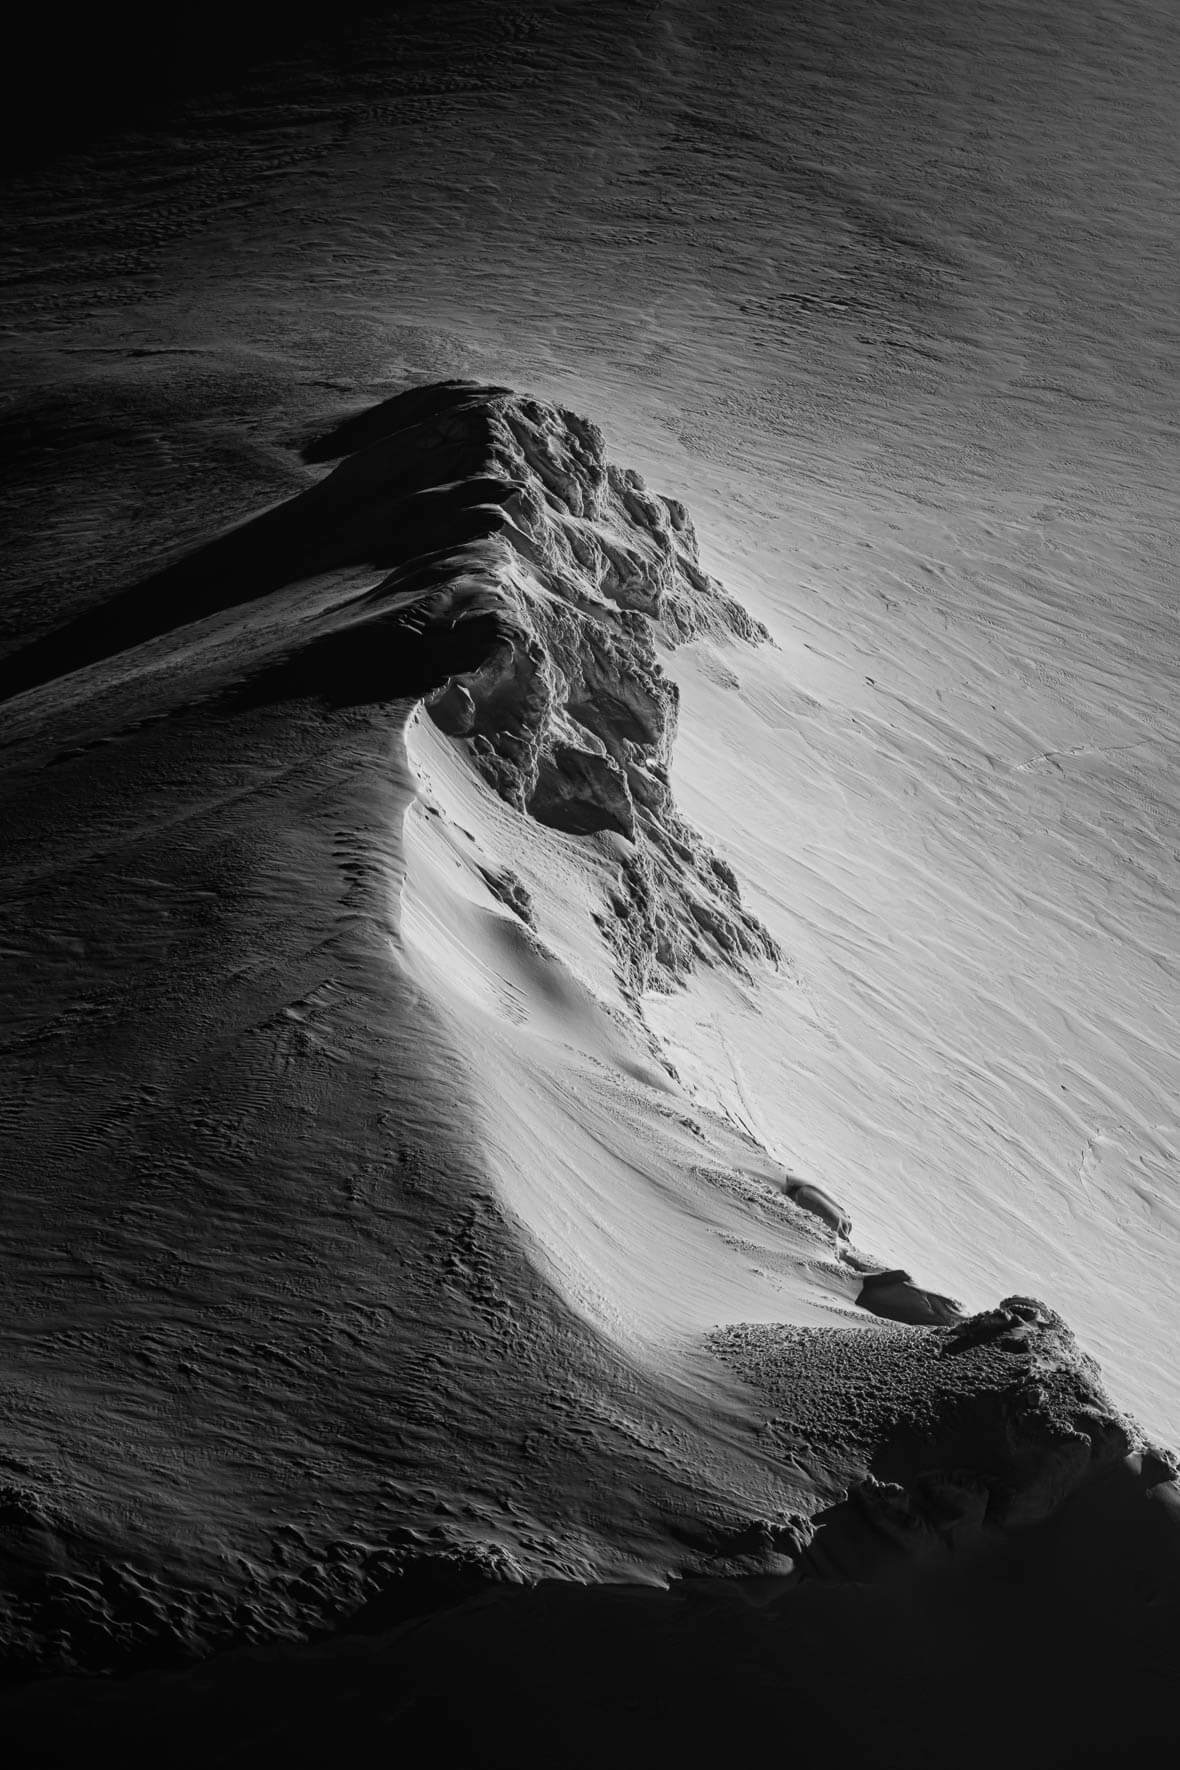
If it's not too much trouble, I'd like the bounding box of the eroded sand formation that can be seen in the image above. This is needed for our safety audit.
[0,384,1176,1737]
[319,381,782,994]
[1,381,776,1000]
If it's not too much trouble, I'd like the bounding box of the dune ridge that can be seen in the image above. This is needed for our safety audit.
[1,381,776,999]
[0,381,1175,1715]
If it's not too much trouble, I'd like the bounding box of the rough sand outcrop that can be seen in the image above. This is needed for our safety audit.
[310,381,781,993]
[714,1296,1176,1576]
[0,380,776,997]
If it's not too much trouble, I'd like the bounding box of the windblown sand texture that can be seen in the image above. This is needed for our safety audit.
[1,1,1177,1763]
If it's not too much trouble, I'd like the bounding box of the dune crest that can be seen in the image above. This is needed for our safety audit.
[318,380,782,995]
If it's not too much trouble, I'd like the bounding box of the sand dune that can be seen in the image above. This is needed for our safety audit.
[0,385,855,1677]
[2,386,1173,1714]
[2,2,1178,1749]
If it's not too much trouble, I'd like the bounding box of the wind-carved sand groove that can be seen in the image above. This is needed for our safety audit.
[1,381,1177,1695]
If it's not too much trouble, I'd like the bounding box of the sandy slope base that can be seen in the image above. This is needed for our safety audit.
[1,1454,1178,1770]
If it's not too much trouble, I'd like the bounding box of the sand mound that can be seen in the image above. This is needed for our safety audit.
[1,383,1174,1704]
[1,381,775,995]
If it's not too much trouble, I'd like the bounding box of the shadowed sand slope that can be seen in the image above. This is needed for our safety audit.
[1,385,1176,1747]
[0,1456,1176,1768]
[0,385,803,1677]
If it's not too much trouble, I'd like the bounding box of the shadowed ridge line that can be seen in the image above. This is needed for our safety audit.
[0,383,514,710]
[300,379,515,463]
